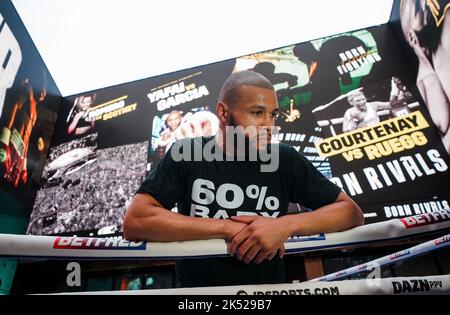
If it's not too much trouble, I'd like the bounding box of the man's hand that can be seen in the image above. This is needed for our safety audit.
[223,219,248,240]
[350,110,365,124]
[74,110,86,121]
[227,216,290,264]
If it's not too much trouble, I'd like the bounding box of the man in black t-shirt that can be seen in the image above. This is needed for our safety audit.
[123,70,364,287]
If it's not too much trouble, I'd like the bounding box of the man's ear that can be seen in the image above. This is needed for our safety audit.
[216,102,229,124]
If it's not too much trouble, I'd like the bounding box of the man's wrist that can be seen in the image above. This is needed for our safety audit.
[219,219,233,239]
[277,215,298,238]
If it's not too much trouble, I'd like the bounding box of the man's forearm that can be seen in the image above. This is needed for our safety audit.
[67,117,80,134]
[342,118,357,132]
[124,205,232,242]
[75,126,92,135]
[372,101,391,111]
[278,200,364,237]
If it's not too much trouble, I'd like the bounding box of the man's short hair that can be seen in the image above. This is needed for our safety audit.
[347,90,365,105]
[292,42,318,64]
[218,70,274,106]
[167,110,182,118]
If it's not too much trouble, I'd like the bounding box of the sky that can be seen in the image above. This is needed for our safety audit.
[11,0,394,96]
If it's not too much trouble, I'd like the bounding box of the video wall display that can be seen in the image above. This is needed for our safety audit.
[26,23,450,236]
[0,1,61,208]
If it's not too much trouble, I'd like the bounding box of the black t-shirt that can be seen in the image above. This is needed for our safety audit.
[136,136,341,287]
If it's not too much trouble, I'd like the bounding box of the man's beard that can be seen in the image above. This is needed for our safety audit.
[226,114,269,159]
[227,114,250,158]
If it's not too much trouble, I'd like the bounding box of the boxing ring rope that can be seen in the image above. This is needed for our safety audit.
[51,233,450,295]
[309,233,450,282]
[2,210,449,295]
[1,210,449,260]
[54,275,450,295]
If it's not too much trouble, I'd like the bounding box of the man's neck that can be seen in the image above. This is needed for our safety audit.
[214,128,249,160]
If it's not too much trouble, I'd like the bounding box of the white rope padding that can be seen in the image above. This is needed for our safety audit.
[54,276,450,295]
[1,210,449,260]
[310,233,450,282]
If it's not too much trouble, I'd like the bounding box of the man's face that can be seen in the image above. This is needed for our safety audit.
[351,94,367,112]
[400,0,427,34]
[79,96,92,110]
[225,85,279,150]
[167,112,182,131]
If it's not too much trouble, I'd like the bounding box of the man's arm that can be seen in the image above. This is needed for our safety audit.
[67,111,83,134]
[74,125,94,135]
[370,101,391,111]
[280,191,364,235]
[342,109,359,132]
[228,191,364,264]
[417,73,450,135]
[123,193,246,242]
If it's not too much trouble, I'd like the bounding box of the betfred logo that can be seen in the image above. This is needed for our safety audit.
[400,210,450,229]
[389,250,410,260]
[53,237,146,250]
[435,235,450,246]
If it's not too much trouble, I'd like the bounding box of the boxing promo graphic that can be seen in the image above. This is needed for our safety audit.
[25,25,450,237]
